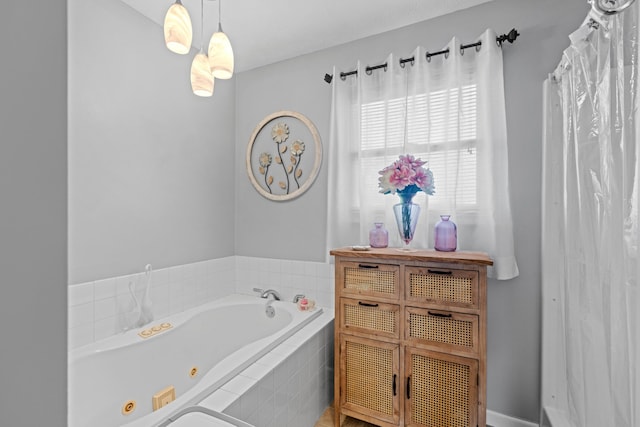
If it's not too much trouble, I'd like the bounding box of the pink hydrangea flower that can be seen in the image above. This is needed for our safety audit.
[378,154,435,196]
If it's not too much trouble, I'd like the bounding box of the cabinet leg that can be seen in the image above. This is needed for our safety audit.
[333,406,344,427]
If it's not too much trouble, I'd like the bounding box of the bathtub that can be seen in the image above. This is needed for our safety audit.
[68,294,323,427]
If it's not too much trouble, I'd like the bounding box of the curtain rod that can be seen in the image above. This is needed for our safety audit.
[324,28,519,84]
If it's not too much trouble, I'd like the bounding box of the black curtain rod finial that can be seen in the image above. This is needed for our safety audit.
[324,73,333,84]
[497,28,520,46]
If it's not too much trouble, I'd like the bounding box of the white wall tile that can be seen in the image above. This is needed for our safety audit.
[94,316,118,341]
[257,257,269,273]
[94,296,117,321]
[168,264,184,284]
[69,283,93,306]
[69,323,93,350]
[69,302,93,328]
[257,370,274,404]
[183,262,197,279]
[291,260,305,275]
[194,260,207,280]
[94,277,116,300]
[304,261,318,277]
[222,374,256,395]
[152,283,169,312]
[115,275,135,296]
[168,281,184,314]
[68,255,337,350]
[200,389,239,412]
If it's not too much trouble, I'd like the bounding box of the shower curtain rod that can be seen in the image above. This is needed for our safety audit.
[590,0,636,15]
[324,28,519,84]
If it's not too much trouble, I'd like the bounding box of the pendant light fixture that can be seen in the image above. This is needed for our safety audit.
[190,0,214,96]
[164,0,193,55]
[208,0,234,79]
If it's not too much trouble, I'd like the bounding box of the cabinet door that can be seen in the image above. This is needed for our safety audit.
[340,335,401,425]
[405,347,478,427]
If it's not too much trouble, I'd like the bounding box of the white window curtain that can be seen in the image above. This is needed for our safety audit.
[326,29,518,280]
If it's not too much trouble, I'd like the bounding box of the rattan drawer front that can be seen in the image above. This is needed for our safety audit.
[406,266,478,308]
[341,298,400,339]
[341,261,400,298]
[406,307,479,354]
[405,348,478,427]
[341,336,400,425]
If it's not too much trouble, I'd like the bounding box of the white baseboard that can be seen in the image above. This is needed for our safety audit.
[487,410,539,427]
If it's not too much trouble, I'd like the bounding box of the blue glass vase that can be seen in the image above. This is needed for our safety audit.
[393,192,420,251]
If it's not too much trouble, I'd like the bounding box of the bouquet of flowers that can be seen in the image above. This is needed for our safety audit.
[378,154,435,197]
[378,154,435,248]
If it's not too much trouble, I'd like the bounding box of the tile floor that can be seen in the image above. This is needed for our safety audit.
[313,406,495,427]
[314,406,378,427]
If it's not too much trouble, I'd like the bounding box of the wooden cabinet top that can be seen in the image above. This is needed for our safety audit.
[330,247,493,266]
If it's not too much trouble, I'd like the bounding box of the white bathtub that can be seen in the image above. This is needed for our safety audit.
[68,294,323,427]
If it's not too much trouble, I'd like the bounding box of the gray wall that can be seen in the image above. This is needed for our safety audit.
[235,0,588,422]
[68,0,236,284]
[6,0,588,424]
[0,1,67,426]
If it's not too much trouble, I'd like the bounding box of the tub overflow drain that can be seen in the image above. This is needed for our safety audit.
[122,400,136,415]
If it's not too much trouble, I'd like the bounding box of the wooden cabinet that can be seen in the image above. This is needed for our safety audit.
[331,248,493,427]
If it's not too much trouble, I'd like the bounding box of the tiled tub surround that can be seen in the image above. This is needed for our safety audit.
[202,313,334,427]
[69,256,334,349]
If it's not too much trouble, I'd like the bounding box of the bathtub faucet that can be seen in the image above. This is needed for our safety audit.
[253,288,282,301]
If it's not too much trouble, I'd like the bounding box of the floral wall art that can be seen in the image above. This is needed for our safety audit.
[246,111,322,201]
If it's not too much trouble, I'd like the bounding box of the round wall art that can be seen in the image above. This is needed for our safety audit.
[246,110,322,201]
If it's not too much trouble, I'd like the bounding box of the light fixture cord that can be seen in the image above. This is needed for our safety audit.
[218,0,222,31]
[200,0,204,51]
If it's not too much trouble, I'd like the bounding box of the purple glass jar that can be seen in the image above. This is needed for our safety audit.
[434,215,457,252]
[369,222,389,248]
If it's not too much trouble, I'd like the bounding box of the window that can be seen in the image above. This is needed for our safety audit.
[328,35,518,278]
[360,83,478,209]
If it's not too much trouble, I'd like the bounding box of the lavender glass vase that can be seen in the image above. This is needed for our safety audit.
[369,222,389,248]
[434,215,457,252]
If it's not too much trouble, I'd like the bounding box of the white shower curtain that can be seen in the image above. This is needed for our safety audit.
[542,3,640,426]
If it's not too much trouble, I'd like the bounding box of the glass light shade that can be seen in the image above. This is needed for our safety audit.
[208,28,234,79]
[190,52,214,97]
[164,0,193,55]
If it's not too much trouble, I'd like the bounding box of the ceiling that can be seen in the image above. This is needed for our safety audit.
[121,0,494,73]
